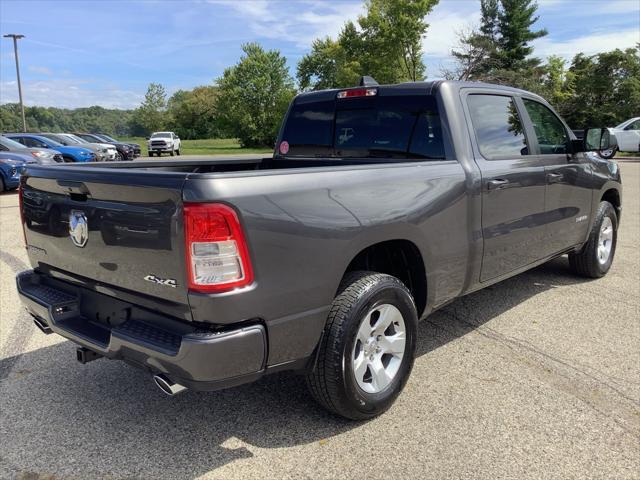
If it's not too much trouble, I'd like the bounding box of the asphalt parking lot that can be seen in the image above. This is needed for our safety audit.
[0,160,638,479]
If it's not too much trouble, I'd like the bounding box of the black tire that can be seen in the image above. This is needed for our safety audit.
[598,147,617,159]
[568,201,618,278]
[176,148,181,156]
[0,176,5,192]
[170,150,175,157]
[62,155,74,163]
[306,271,418,420]
[115,152,123,161]
[148,151,153,157]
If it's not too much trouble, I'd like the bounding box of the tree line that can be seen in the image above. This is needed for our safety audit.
[1,0,638,147]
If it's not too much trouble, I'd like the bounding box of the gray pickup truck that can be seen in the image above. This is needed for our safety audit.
[16,79,622,420]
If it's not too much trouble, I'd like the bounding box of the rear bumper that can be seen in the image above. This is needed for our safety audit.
[16,270,267,391]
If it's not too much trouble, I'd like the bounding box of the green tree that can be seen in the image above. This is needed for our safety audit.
[496,0,547,70]
[167,86,221,139]
[216,43,296,147]
[448,0,546,83]
[297,37,361,91]
[562,47,640,128]
[134,83,167,134]
[297,0,439,90]
[540,55,574,109]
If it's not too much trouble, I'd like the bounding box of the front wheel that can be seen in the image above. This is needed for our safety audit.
[306,271,417,420]
[115,152,123,161]
[568,201,618,278]
[176,148,181,156]
[599,147,617,159]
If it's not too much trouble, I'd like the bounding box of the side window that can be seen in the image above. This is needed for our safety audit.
[409,112,446,159]
[522,99,569,154]
[16,137,31,147]
[467,95,528,159]
[625,120,640,131]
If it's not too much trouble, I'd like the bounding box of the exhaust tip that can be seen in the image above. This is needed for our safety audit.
[153,374,187,396]
[32,316,53,335]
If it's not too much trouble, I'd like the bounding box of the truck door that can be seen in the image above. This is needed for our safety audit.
[519,98,593,254]
[465,93,549,282]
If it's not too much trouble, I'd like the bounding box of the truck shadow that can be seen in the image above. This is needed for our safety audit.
[0,257,593,479]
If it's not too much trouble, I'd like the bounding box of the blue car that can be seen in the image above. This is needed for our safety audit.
[5,134,95,163]
[0,157,25,191]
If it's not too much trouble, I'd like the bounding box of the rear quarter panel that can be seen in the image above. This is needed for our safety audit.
[184,161,475,365]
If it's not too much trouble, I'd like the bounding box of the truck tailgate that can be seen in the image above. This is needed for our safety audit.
[21,166,191,319]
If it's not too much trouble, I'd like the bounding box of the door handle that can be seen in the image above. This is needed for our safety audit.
[487,179,509,190]
[547,173,563,184]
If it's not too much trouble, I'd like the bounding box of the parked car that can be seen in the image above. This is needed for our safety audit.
[94,134,141,157]
[0,157,26,191]
[73,133,133,161]
[598,117,640,159]
[0,135,62,164]
[57,133,118,161]
[93,133,140,157]
[147,131,181,156]
[36,133,107,161]
[5,134,95,163]
[16,79,621,420]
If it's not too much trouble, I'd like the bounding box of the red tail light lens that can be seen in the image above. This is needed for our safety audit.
[184,203,254,293]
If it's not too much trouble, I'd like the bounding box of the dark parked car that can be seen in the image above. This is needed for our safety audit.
[5,134,95,162]
[16,80,621,420]
[73,133,133,160]
[0,135,62,164]
[95,133,141,158]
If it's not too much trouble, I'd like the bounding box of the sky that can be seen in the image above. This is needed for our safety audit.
[0,0,638,109]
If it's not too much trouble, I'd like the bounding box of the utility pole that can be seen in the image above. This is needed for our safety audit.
[3,34,26,132]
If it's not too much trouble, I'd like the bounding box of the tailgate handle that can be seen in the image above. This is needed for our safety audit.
[58,180,91,196]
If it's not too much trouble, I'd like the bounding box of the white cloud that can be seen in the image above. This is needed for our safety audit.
[0,79,144,109]
[27,65,53,76]
[211,0,365,47]
[534,28,640,60]
[422,2,481,58]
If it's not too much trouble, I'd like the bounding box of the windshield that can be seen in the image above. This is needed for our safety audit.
[40,134,69,145]
[0,136,27,150]
[98,134,117,142]
[57,134,82,144]
[64,134,88,144]
[151,133,172,138]
[279,94,446,160]
[36,136,62,147]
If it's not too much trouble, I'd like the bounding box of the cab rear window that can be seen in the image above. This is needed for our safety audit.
[280,94,446,160]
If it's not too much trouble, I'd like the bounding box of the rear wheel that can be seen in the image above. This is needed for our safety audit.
[306,271,417,420]
[568,201,618,278]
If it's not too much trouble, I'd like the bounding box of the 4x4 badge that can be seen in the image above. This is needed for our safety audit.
[69,210,88,248]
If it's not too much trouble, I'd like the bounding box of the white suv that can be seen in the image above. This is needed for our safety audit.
[147,132,181,157]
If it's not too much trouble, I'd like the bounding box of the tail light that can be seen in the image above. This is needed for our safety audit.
[184,203,254,293]
[18,179,27,247]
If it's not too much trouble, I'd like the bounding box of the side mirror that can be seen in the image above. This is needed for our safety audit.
[580,127,616,152]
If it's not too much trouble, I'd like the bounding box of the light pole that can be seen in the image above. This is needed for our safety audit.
[3,34,26,132]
